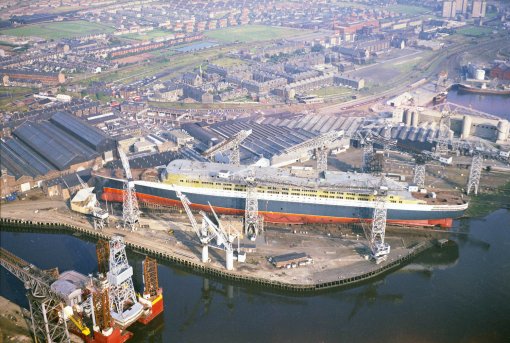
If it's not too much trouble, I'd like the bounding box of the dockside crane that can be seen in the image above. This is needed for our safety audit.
[359,178,391,264]
[202,129,252,166]
[0,247,71,343]
[356,128,396,174]
[244,170,264,240]
[118,147,140,231]
[202,204,238,271]
[176,191,218,264]
[279,130,343,177]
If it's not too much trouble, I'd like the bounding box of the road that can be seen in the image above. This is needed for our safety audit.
[317,36,510,115]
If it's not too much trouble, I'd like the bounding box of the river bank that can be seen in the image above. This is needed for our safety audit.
[2,209,510,342]
[0,198,437,293]
[0,296,32,343]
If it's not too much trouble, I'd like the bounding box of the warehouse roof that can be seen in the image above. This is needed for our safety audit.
[50,111,113,151]
[13,122,86,171]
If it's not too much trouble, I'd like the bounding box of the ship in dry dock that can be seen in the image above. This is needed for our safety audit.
[99,159,468,228]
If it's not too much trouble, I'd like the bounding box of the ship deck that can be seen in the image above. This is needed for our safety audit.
[164,159,415,199]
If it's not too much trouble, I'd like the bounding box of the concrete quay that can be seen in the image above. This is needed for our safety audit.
[0,199,434,293]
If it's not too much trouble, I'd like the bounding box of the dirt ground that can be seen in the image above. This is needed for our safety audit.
[0,296,32,343]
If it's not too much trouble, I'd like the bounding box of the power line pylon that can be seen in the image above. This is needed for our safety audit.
[466,153,483,195]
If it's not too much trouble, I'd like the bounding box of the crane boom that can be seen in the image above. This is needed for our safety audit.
[118,147,133,181]
[176,191,213,243]
[0,247,58,298]
[0,247,71,343]
[202,129,252,165]
[282,130,343,155]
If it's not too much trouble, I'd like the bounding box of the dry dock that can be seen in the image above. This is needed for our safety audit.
[0,199,438,293]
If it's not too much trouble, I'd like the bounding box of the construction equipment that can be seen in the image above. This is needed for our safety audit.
[176,191,217,264]
[244,170,264,240]
[279,130,343,176]
[360,178,391,264]
[202,129,252,166]
[202,205,238,270]
[118,147,140,231]
[356,127,396,174]
[107,235,143,326]
[0,247,71,343]
[73,174,109,230]
[176,190,240,270]
[138,256,164,325]
[466,152,483,195]
[96,239,110,275]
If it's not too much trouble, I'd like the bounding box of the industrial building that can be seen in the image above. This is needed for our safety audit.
[0,112,115,197]
[1,69,65,86]
[207,120,319,164]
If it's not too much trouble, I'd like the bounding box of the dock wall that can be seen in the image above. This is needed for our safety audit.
[0,217,432,293]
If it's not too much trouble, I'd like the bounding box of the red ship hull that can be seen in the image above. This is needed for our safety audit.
[102,187,454,228]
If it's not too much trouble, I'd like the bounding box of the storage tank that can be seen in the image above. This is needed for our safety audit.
[497,119,509,141]
[474,69,485,81]
[404,109,412,126]
[411,111,419,127]
[462,115,472,139]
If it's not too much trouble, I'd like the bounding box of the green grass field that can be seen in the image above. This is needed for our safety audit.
[387,5,431,16]
[314,86,352,97]
[120,29,175,41]
[456,26,493,37]
[204,25,308,43]
[0,21,114,39]
[211,57,246,67]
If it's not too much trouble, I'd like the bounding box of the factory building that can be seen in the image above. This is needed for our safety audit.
[0,112,114,197]
[1,69,65,86]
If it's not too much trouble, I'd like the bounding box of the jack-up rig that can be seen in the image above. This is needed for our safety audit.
[0,234,164,343]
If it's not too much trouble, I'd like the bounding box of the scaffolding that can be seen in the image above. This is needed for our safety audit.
[96,239,110,275]
[142,256,159,298]
[92,276,112,332]
[467,153,483,195]
[413,163,426,188]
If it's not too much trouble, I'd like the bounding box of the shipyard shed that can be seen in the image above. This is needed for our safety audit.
[12,122,91,171]
[50,111,116,153]
[209,120,318,163]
